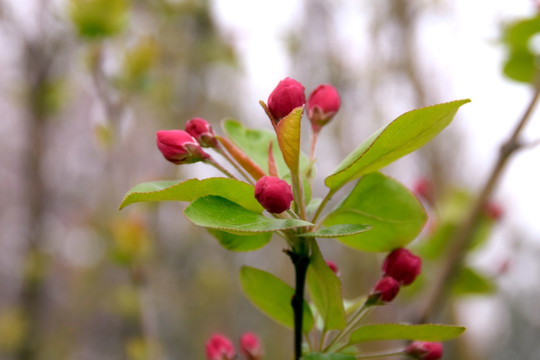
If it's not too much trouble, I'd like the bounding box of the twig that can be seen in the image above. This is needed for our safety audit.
[416,79,540,323]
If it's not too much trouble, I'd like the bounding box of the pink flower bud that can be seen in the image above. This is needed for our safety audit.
[205,334,235,360]
[185,117,218,148]
[405,341,443,360]
[413,177,433,204]
[254,176,294,214]
[382,248,422,286]
[267,77,306,121]
[372,276,400,302]
[156,130,210,165]
[240,332,263,360]
[307,84,341,130]
[484,201,503,221]
[326,260,339,275]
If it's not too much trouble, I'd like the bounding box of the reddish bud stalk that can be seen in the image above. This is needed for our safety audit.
[217,136,266,180]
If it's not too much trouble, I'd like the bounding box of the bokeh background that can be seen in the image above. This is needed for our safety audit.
[1,0,540,359]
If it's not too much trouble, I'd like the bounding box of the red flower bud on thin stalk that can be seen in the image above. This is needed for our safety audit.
[484,200,504,221]
[254,176,294,214]
[185,117,218,148]
[382,248,422,286]
[205,334,235,360]
[267,77,306,122]
[405,341,443,360]
[307,84,341,132]
[326,260,339,275]
[413,177,434,204]
[156,130,210,165]
[372,276,400,302]
[240,332,263,360]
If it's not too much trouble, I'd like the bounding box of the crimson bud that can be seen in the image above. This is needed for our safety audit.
[240,332,263,360]
[405,341,443,360]
[205,334,235,360]
[382,248,422,286]
[484,201,504,221]
[156,130,210,165]
[372,276,400,302]
[307,84,341,131]
[267,77,306,121]
[185,117,218,148]
[326,260,339,275]
[254,176,294,214]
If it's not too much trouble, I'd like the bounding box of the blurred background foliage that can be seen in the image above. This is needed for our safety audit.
[0,0,540,359]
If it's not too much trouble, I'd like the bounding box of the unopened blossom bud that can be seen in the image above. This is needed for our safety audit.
[372,276,400,302]
[326,261,339,275]
[307,84,341,131]
[484,201,503,221]
[240,332,263,360]
[267,77,306,121]
[382,248,422,286]
[156,130,210,165]
[413,177,433,204]
[405,341,443,360]
[254,176,294,214]
[185,117,218,148]
[205,334,235,360]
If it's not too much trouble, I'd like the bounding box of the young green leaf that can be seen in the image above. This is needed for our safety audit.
[119,177,263,212]
[324,172,426,252]
[306,242,346,330]
[302,354,355,360]
[207,229,272,252]
[348,324,465,345]
[184,196,313,234]
[298,224,371,238]
[325,100,470,191]
[276,106,304,174]
[452,267,496,296]
[240,266,313,332]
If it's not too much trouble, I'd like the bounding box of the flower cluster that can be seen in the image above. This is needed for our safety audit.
[206,333,263,360]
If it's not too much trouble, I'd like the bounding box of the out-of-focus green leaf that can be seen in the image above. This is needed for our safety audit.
[501,15,540,84]
[453,267,496,296]
[69,0,128,39]
[185,196,312,234]
[348,324,466,345]
[324,100,470,191]
[207,229,272,252]
[298,224,371,238]
[324,172,426,252]
[119,177,262,213]
[306,242,346,330]
[276,106,303,174]
[240,266,313,332]
[302,354,355,360]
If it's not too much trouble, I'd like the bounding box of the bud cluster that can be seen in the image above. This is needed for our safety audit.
[206,332,263,360]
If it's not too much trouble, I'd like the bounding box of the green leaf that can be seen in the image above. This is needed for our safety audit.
[119,177,262,213]
[184,196,313,234]
[207,229,272,252]
[325,100,470,190]
[324,172,426,252]
[302,354,355,360]
[276,106,303,174]
[306,242,346,330]
[452,267,496,296]
[298,224,371,238]
[348,324,466,345]
[69,0,128,39]
[240,266,313,332]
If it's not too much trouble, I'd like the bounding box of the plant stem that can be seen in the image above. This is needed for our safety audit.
[356,350,404,359]
[311,189,335,224]
[416,79,540,323]
[215,147,254,184]
[205,157,238,180]
[324,303,371,352]
[291,173,307,220]
[287,241,311,360]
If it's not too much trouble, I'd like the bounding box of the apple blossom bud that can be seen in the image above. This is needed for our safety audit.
[267,77,306,121]
[372,276,400,302]
[405,341,443,360]
[240,332,263,360]
[156,130,210,165]
[185,117,218,148]
[254,176,294,214]
[413,177,433,204]
[382,248,421,286]
[205,334,235,360]
[307,84,341,131]
[326,260,339,275]
[484,201,503,221]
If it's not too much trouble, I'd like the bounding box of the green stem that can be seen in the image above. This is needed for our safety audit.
[205,157,238,180]
[291,172,306,220]
[356,350,404,359]
[324,303,372,352]
[311,189,335,224]
[215,147,254,184]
